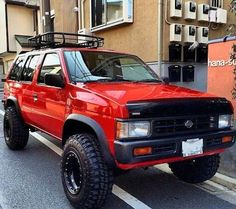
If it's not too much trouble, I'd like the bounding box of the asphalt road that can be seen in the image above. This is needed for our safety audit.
[0,92,236,209]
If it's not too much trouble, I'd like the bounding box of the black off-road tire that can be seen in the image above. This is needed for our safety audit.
[61,134,113,209]
[4,106,29,150]
[169,154,220,184]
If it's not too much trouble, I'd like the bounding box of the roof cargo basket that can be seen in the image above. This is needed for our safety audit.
[28,32,104,49]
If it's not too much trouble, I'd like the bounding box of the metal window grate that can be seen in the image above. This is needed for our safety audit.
[210,0,223,8]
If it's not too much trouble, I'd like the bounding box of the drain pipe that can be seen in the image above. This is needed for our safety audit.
[157,0,164,76]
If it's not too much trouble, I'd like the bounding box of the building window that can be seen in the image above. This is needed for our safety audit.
[210,0,223,8]
[91,0,133,31]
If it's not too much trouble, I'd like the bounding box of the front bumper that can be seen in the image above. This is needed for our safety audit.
[114,129,236,164]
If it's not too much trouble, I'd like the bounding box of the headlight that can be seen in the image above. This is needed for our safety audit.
[218,115,234,129]
[116,121,150,139]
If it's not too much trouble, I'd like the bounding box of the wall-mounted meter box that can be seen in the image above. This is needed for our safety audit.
[169,43,182,62]
[168,65,181,82]
[197,27,208,44]
[198,4,209,22]
[170,0,182,18]
[216,8,227,24]
[184,25,196,43]
[184,1,196,20]
[170,24,182,42]
[182,65,195,82]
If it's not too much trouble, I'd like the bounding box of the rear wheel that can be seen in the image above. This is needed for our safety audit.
[4,106,29,150]
[61,134,113,209]
[169,154,220,183]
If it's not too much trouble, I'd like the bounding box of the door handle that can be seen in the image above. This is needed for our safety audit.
[33,94,38,102]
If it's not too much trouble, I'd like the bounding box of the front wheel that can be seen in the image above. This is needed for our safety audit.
[61,134,113,209]
[169,154,220,184]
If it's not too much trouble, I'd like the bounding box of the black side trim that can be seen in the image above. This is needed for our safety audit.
[63,114,115,167]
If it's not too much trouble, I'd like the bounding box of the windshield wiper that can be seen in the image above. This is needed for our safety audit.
[83,78,133,83]
[134,79,162,83]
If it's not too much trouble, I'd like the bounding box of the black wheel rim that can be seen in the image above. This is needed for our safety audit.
[64,151,83,195]
[4,116,11,142]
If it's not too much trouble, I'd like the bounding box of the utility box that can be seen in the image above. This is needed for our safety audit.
[184,1,196,20]
[183,65,195,82]
[170,24,182,42]
[168,65,181,82]
[198,4,209,22]
[196,45,208,63]
[184,25,196,43]
[216,8,227,24]
[197,27,208,44]
[169,43,182,62]
[183,44,195,62]
[170,0,182,18]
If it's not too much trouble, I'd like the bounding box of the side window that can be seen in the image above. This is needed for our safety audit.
[9,56,25,80]
[38,53,62,84]
[21,55,40,82]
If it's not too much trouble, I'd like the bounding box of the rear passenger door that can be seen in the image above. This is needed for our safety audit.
[19,54,41,124]
[31,53,67,138]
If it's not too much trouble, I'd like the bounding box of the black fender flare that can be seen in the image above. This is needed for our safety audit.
[5,96,21,116]
[63,114,115,167]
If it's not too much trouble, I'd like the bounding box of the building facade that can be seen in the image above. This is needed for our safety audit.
[36,0,236,91]
[0,0,39,81]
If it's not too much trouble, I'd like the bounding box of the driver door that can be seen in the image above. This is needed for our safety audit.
[31,53,67,138]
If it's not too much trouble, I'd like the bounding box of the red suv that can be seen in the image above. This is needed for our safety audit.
[3,33,236,209]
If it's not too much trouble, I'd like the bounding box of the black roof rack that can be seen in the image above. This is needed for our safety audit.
[28,32,104,49]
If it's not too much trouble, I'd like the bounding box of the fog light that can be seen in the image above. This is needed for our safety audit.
[222,136,233,143]
[133,147,152,156]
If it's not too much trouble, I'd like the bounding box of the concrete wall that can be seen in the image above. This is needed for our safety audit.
[7,4,35,51]
[0,0,7,54]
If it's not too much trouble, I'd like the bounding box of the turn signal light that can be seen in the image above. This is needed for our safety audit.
[222,136,233,143]
[133,147,152,156]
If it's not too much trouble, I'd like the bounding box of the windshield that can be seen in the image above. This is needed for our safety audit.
[64,51,161,83]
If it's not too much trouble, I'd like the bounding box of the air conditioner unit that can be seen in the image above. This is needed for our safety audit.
[170,0,182,18]
[170,24,182,42]
[197,27,208,44]
[198,4,209,22]
[184,1,196,20]
[216,8,227,24]
[184,25,196,43]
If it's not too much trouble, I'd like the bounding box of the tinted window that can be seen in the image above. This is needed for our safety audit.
[38,53,62,84]
[9,56,25,80]
[64,51,159,82]
[21,55,40,82]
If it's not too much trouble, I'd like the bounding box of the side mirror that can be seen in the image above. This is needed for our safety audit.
[162,77,170,84]
[44,73,65,88]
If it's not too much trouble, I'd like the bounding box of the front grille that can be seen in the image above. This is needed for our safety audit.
[153,115,218,136]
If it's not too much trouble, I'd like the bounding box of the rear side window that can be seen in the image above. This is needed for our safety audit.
[38,53,62,84]
[20,55,40,82]
[9,56,25,80]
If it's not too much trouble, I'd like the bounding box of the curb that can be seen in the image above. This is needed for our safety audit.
[212,173,236,191]
[155,164,236,191]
